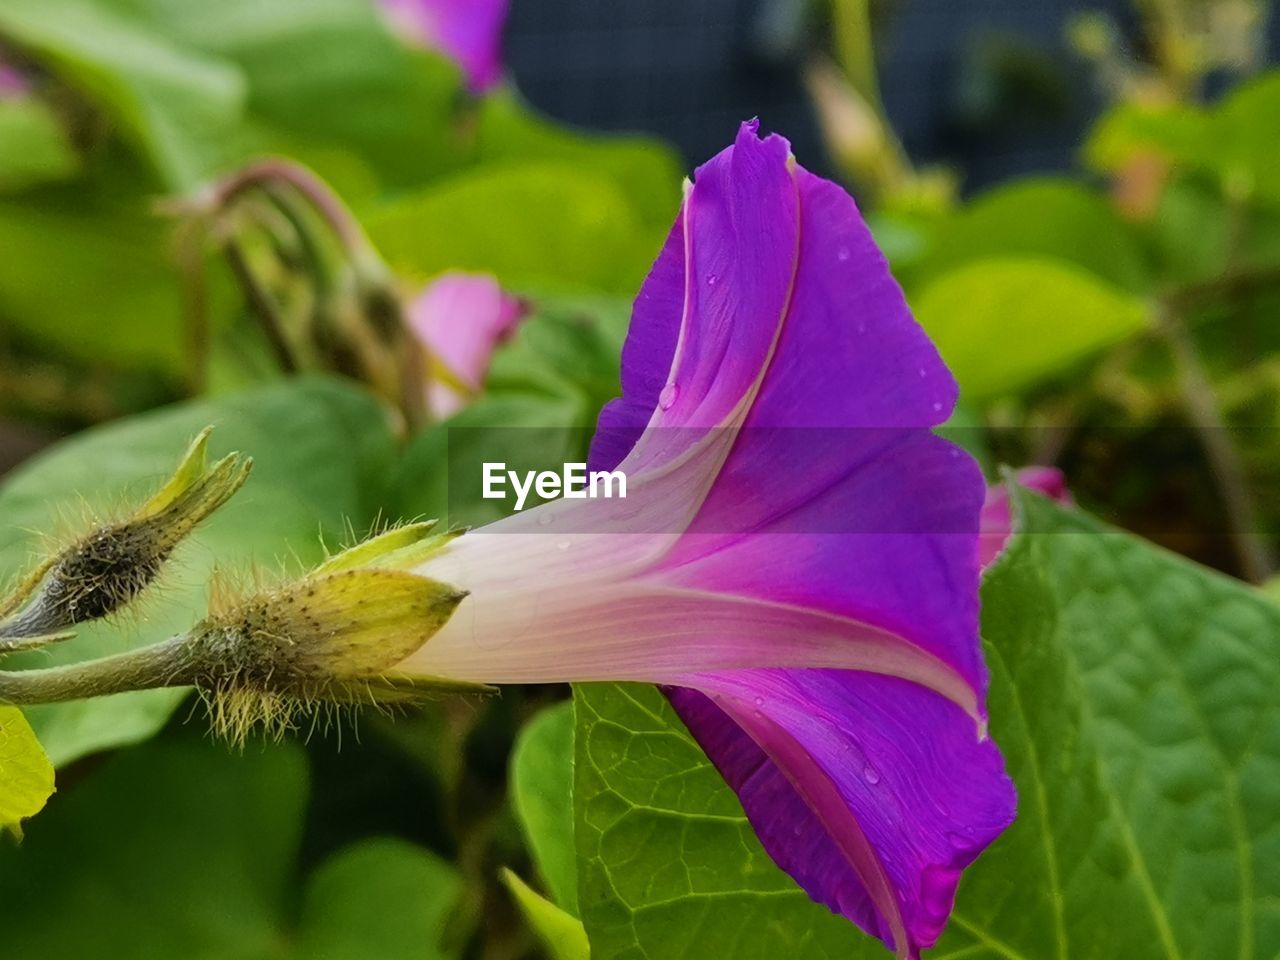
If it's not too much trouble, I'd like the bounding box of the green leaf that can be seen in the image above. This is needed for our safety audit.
[0,97,80,191]
[297,839,464,960]
[0,732,463,959]
[511,701,579,913]
[574,496,1280,958]
[502,868,591,960]
[0,377,396,765]
[366,164,663,297]
[106,0,467,189]
[0,706,54,837]
[474,93,683,228]
[939,490,1280,960]
[912,257,1150,399]
[917,178,1150,292]
[0,179,196,372]
[574,683,871,959]
[1086,70,1280,203]
[0,0,247,188]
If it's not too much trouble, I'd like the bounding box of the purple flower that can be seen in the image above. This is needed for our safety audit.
[378,0,508,93]
[406,271,526,418]
[397,122,1016,957]
[978,467,1071,569]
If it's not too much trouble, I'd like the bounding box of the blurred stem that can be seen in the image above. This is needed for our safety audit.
[832,0,882,110]
[1157,304,1274,582]
[223,237,300,373]
[212,158,373,262]
[174,218,211,395]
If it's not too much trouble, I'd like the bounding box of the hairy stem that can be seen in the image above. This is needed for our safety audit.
[0,636,192,705]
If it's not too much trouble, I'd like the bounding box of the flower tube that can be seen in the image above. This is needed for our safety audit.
[392,122,1017,958]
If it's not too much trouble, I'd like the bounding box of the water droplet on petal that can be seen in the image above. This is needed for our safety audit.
[837,246,851,262]
[753,696,764,707]
[946,830,972,850]
[556,540,571,551]
[658,382,679,410]
[931,401,944,412]
[917,366,927,378]
[862,764,881,785]
[707,273,718,286]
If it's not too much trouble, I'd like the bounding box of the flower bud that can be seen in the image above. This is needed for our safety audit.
[0,428,251,647]
[183,523,475,744]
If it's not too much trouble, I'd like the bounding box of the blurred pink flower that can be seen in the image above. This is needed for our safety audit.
[406,271,525,418]
[978,466,1072,568]
[0,63,31,99]
[378,0,508,93]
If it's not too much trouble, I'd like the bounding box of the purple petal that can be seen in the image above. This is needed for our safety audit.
[406,271,525,417]
[670,673,1015,959]
[379,0,508,93]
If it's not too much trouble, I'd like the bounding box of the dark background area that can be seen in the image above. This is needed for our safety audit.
[507,0,1280,191]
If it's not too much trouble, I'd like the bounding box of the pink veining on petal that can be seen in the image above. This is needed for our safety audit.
[978,466,1071,569]
[378,0,508,93]
[405,271,525,418]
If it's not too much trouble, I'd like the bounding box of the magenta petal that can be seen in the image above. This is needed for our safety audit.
[379,0,508,93]
[406,271,525,417]
[670,673,1015,959]
[978,467,1071,569]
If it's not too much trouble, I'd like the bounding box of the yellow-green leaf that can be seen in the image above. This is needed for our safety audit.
[0,706,54,837]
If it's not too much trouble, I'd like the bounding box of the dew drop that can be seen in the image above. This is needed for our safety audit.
[862,764,881,785]
[931,401,944,412]
[556,540,571,551]
[917,366,927,378]
[945,831,971,850]
[836,246,851,262]
[753,696,764,707]
[707,273,718,286]
[658,382,680,410]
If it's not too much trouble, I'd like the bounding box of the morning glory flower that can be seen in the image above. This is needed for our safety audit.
[390,121,1016,958]
[378,0,508,93]
[406,271,526,417]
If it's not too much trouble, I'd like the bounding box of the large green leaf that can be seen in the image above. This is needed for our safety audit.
[511,701,579,913]
[574,683,870,958]
[366,164,663,297]
[573,495,1280,958]
[912,257,1149,399]
[0,732,463,959]
[0,377,396,765]
[945,489,1280,960]
[0,706,54,835]
[916,178,1150,292]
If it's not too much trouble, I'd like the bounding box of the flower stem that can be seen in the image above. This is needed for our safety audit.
[223,237,299,373]
[0,637,191,705]
[1157,305,1274,582]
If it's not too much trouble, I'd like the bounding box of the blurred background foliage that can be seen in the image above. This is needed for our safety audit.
[1,0,1279,958]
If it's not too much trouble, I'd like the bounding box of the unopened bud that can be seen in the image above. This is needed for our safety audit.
[0,428,251,646]
[185,523,475,744]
